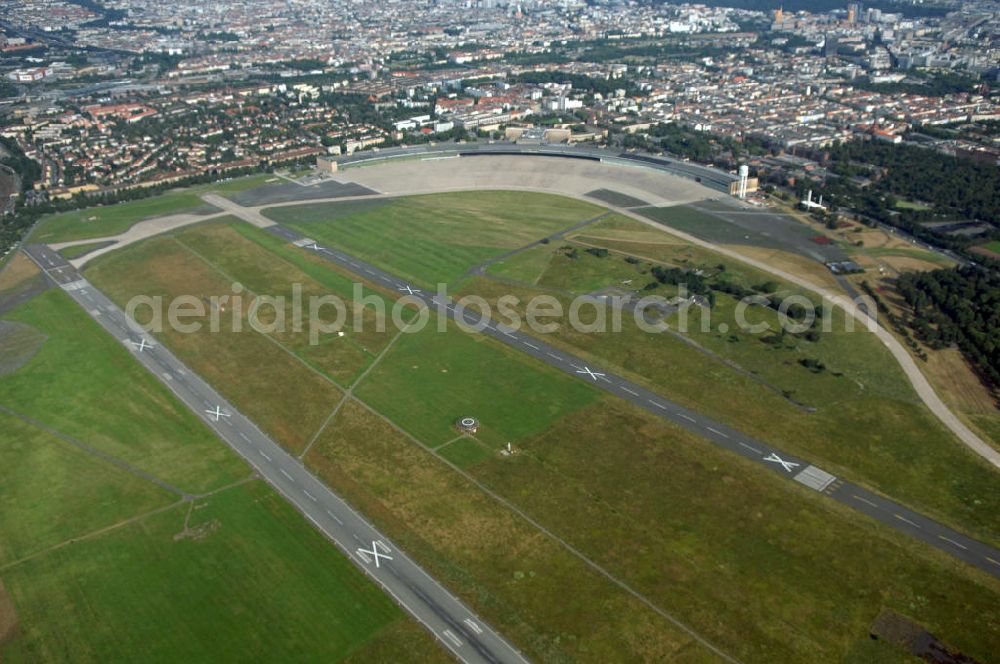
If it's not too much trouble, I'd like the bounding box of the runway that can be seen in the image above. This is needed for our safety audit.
[258,224,1000,582]
[21,243,531,664]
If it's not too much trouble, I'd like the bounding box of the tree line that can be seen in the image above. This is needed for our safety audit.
[896,266,1000,390]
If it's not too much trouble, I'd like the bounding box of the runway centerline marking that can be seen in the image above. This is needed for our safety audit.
[279,468,294,482]
[939,536,967,550]
[894,514,920,528]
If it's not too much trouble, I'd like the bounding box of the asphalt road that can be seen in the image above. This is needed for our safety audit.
[259,225,1000,581]
[21,244,530,664]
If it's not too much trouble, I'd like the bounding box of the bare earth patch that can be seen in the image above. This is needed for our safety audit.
[0,580,19,649]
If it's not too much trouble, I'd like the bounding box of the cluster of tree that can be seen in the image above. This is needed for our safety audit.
[622,122,769,169]
[825,140,1000,224]
[0,137,41,192]
[0,79,18,99]
[574,39,733,64]
[896,266,1000,389]
[851,71,985,97]
[508,71,639,98]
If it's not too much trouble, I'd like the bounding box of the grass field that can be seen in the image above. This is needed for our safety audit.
[0,280,445,661]
[894,199,932,211]
[30,193,218,245]
[86,235,344,455]
[354,320,599,449]
[264,191,606,287]
[463,398,1000,663]
[306,399,719,663]
[171,220,400,387]
[487,236,650,294]
[309,392,1000,663]
[0,290,247,494]
[1,482,448,663]
[0,410,173,566]
[32,184,999,662]
[29,175,275,245]
[57,242,110,260]
[458,221,1000,548]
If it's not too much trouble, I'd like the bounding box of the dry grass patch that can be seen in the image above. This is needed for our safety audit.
[87,237,342,454]
[0,254,40,295]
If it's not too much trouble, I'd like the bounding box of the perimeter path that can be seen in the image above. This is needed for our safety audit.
[249,217,1000,580]
[21,243,531,664]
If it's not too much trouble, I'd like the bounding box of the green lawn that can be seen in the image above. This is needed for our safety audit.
[488,241,650,294]
[0,290,247,494]
[0,281,447,662]
[29,174,275,244]
[354,320,599,448]
[894,199,932,211]
[1,481,448,663]
[0,411,173,566]
[57,242,109,260]
[30,193,217,244]
[264,191,606,287]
